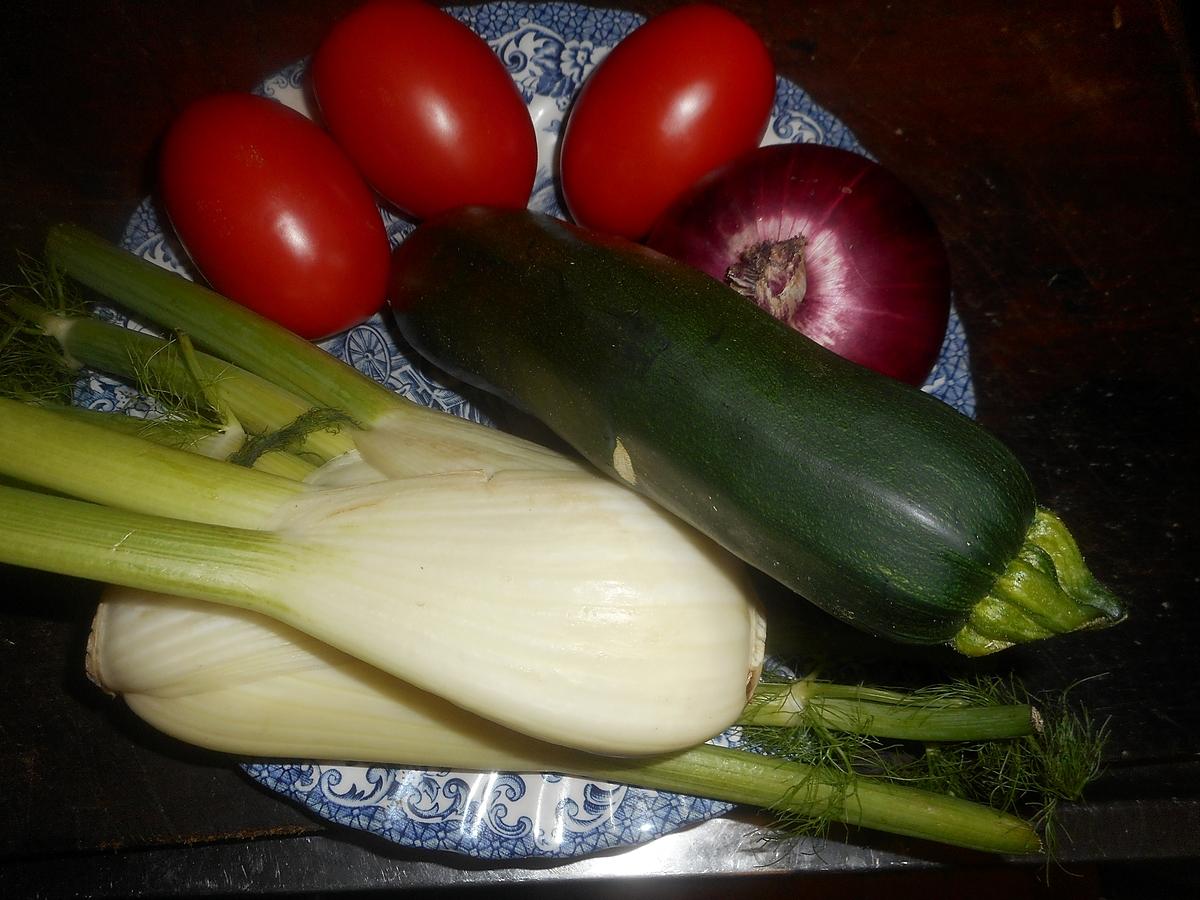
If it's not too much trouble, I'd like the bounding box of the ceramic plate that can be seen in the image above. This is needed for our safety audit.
[99,1,975,861]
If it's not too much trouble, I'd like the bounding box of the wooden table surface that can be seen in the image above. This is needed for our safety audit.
[1,1,1197,896]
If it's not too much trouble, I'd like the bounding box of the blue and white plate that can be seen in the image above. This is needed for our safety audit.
[101,1,975,861]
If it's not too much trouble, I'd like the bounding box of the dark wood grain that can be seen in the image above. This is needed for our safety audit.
[1,0,1197,889]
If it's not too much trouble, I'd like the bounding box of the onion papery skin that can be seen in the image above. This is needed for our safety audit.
[646,143,952,386]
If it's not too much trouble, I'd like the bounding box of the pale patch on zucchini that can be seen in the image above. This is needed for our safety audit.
[612,437,637,485]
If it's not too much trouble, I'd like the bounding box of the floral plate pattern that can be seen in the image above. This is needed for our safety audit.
[102,2,976,861]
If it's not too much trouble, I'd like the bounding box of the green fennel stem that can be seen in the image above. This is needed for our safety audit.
[0,397,308,529]
[65,316,359,463]
[39,404,318,481]
[774,682,969,707]
[45,223,403,423]
[0,483,289,609]
[7,296,359,464]
[741,681,1036,741]
[586,743,1042,855]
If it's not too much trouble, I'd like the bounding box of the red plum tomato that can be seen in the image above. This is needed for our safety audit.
[158,92,390,340]
[311,0,537,220]
[559,4,775,239]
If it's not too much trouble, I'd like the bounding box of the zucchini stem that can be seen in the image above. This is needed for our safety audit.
[953,509,1127,656]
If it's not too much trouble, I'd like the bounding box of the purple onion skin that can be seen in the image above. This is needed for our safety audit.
[645,143,952,386]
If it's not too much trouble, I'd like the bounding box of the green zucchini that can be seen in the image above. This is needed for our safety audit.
[390,208,1125,655]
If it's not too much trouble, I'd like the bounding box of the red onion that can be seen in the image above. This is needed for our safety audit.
[645,143,951,385]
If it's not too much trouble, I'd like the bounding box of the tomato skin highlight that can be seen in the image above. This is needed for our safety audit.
[311,0,537,221]
[158,92,390,340]
[559,4,776,240]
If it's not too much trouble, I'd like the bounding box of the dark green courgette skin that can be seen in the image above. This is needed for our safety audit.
[390,208,1036,645]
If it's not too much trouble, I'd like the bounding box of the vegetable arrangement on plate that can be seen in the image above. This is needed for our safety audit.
[0,0,1124,860]
[2,225,1097,857]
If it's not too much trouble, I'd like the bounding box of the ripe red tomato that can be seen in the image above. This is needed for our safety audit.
[559,4,776,240]
[159,92,390,340]
[311,0,537,221]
